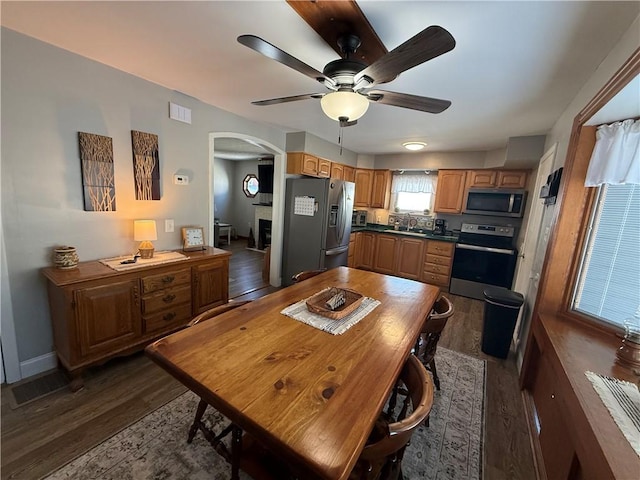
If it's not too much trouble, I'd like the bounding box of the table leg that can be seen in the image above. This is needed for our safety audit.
[231,425,243,480]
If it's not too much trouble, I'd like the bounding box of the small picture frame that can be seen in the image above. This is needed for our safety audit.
[181,226,205,252]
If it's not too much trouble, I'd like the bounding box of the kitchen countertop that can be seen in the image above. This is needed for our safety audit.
[351,224,459,243]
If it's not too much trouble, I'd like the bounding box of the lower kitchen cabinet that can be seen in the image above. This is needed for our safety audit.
[373,234,398,275]
[348,233,356,267]
[42,247,231,391]
[355,232,375,270]
[396,237,425,280]
[422,240,454,288]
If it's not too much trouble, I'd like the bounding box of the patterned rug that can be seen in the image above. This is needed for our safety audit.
[43,348,485,480]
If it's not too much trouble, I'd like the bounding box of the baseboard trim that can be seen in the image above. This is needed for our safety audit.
[20,352,57,380]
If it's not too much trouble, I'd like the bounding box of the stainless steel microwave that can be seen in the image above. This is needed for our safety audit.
[463,189,527,217]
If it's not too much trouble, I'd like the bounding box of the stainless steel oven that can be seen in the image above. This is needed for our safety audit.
[450,223,518,300]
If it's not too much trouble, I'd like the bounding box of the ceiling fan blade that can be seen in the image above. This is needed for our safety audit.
[238,35,333,86]
[251,93,325,106]
[286,0,387,64]
[365,90,451,114]
[355,26,455,87]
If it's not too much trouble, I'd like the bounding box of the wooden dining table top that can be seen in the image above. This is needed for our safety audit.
[145,266,440,480]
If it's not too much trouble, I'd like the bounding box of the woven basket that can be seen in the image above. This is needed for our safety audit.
[306,287,364,320]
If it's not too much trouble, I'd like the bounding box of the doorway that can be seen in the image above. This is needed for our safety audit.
[209,133,285,287]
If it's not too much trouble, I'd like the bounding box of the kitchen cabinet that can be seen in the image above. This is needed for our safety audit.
[434,170,467,213]
[422,240,454,288]
[331,163,344,179]
[42,247,230,391]
[344,165,356,183]
[348,233,356,267]
[317,157,331,178]
[373,234,398,275]
[354,169,374,207]
[396,237,425,280]
[286,152,330,178]
[466,169,528,189]
[355,231,375,270]
[370,169,391,209]
[354,168,390,208]
[497,170,528,188]
[466,170,497,188]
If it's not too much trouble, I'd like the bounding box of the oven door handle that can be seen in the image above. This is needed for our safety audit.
[456,243,515,255]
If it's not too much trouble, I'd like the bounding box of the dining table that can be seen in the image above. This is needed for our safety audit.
[145,266,440,480]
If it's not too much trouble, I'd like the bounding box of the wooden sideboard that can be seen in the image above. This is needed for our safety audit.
[521,313,640,479]
[42,247,230,390]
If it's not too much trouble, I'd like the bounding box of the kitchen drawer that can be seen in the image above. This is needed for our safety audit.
[141,268,191,294]
[425,253,452,266]
[144,303,193,334]
[142,284,191,315]
[423,262,451,276]
[427,241,454,257]
[422,271,450,287]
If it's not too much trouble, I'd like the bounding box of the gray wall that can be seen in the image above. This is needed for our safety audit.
[1,28,286,369]
[213,157,234,223]
[373,151,489,170]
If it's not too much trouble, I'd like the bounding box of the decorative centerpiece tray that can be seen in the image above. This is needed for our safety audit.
[306,287,364,320]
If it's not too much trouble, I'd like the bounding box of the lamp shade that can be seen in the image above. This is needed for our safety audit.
[320,91,369,122]
[134,220,157,241]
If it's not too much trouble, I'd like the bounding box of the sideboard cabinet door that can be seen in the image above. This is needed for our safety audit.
[75,279,142,358]
[193,259,229,314]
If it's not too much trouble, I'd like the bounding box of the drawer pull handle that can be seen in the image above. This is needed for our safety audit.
[161,275,175,284]
[163,312,176,321]
[551,394,555,399]
[162,294,176,303]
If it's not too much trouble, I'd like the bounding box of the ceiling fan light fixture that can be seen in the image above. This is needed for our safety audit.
[402,141,427,151]
[320,91,369,122]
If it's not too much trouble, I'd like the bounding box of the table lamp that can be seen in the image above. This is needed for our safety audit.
[134,220,157,259]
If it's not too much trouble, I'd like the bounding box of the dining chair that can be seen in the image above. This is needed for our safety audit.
[291,268,327,283]
[186,300,251,480]
[349,354,434,480]
[413,295,454,390]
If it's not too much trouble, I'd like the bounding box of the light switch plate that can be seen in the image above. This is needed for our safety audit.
[165,219,174,233]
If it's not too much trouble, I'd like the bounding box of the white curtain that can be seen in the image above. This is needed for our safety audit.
[391,173,437,193]
[585,118,640,186]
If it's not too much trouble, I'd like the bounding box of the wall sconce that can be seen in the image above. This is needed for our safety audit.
[134,220,157,259]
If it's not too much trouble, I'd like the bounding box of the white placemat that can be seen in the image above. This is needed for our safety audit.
[585,371,640,457]
[281,288,381,335]
[100,251,188,272]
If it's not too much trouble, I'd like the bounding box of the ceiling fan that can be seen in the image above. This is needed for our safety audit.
[237,0,456,127]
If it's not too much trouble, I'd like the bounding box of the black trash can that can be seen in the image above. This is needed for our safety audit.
[481,286,524,359]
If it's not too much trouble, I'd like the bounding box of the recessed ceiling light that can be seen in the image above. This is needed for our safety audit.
[402,141,427,151]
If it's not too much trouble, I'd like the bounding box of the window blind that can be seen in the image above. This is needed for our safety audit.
[573,184,640,327]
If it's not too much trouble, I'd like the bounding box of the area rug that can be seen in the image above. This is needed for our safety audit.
[43,348,485,480]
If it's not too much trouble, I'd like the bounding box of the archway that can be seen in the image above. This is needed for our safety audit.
[209,132,285,287]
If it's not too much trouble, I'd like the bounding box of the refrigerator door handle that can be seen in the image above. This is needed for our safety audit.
[337,182,346,244]
[326,245,349,256]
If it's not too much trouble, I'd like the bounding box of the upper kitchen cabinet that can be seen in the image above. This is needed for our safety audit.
[466,169,528,189]
[287,152,330,178]
[331,163,344,179]
[370,170,391,209]
[497,170,528,188]
[354,169,374,207]
[343,165,356,183]
[354,168,390,208]
[466,170,498,189]
[434,170,467,214]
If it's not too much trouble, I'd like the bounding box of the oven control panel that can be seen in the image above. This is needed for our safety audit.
[460,223,514,238]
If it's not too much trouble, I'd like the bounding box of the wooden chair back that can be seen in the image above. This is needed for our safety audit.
[420,295,454,364]
[351,354,434,479]
[187,300,252,327]
[291,269,327,283]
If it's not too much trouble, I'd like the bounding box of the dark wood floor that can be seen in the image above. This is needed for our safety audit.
[0,241,535,480]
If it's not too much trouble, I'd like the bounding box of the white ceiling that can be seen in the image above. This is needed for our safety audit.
[2,1,639,155]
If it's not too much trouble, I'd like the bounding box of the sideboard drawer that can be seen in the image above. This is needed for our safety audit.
[144,303,193,334]
[142,284,191,315]
[141,268,191,294]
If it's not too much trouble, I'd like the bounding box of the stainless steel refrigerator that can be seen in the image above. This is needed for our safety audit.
[282,178,355,286]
